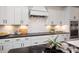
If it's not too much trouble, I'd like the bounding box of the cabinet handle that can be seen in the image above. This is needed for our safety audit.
[21,43,22,47]
[3,20,5,23]
[16,39,20,41]
[2,46,3,51]
[34,42,38,44]
[3,19,7,24]
[21,43,24,47]
[20,20,23,24]
[25,38,29,40]
[5,40,10,42]
[5,20,7,23]
[23,43,24,47]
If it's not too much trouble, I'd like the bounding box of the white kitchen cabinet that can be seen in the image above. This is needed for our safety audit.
[29,36,52,46]
[14,7,21,25]
[0,6,29,25]
[0,7,14,25]
[48,34,68,42]
[14,6,29,25]
[12,37,29,48]
[21,37,31,47]
[0,7,7,25]
[1,39,13,53]
[65,7,79,20]
[0,40,2,53]
[21,7,29,25]
[6,7,15,25]
[63,34,70,41]
[57,34,65,41]
[12,38,23,49]
[0,7,3,25]
[47,19,61,25]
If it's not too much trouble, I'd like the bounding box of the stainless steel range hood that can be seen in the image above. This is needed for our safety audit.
[29,6,48,17]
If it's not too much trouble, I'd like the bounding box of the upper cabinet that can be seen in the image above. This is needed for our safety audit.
[13,6,29,25]
[0,7,9,25]
[47,7,64,25]
[0,6,29,25]
[0,7,15,25]
[14,7,21,25]
[20,7,29,25]
[64,7,79,20]
[6,7,15,25]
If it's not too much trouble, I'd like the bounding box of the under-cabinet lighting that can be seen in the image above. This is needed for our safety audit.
[55,25,63,31]
[46,25,52,30]
[62,25,68,32]
[19,25,28,29]
[3,25,14,30]
[3,25,15,34]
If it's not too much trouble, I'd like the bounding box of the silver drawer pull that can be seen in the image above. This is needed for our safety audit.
[5,40,10,42]
[25,38,29,40]
[16,39,20,41]
[43,41,48,43]
[34,42,38,44]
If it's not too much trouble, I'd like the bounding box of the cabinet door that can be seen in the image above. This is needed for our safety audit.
[29,36,51,46]
[0,6,15,25]
[12,38,21,49]
[13,43,22,49]
[63,34,70,41]
[0,7,7,25]
[22,37,31,47]
[65,7,79,20]
[21,7,29,25]
[47,35,66,42]
[14,7,21,25]
[6,7,15,25]
[47,19,60,25]
[1,39,13,53]
[0,7,3,25]
[14,6,29,25]
[55,34,65,42]
[0,40,2,53]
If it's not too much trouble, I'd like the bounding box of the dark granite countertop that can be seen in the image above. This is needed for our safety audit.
[0,32,69,39]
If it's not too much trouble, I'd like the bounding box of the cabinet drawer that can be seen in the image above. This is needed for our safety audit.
[12,37,29,48]
[29,36,52,46]
[12,43,22,49]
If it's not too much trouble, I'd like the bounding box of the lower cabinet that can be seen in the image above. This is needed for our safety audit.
[12,37,30,49]
[1,39,13,53]
[0,34,68,53]
[22,37,31,47]
[29,36,51,46]
[12,38,22,49]
[0,40,2,53]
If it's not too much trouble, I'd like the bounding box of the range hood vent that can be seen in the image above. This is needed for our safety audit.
[29,6,48,17]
